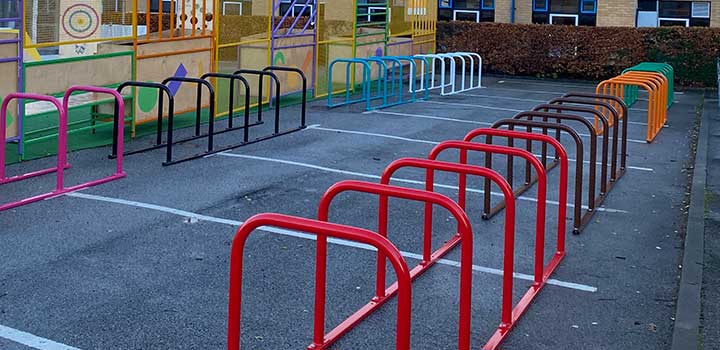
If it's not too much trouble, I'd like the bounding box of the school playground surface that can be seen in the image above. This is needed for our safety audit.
[0,77,702,349]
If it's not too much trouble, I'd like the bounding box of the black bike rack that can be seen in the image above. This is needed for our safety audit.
[233,69,281,125]
[161,77,215,166]
[112,82,174,159]
[200,72,263,143]
[262,66,307,130]
[490,117,590,234]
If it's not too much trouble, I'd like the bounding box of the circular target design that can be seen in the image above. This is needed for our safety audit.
[62,4,100,39]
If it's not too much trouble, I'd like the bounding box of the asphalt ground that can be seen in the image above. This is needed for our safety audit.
[0,76,701,349]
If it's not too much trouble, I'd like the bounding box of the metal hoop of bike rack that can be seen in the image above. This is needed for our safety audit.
[458,129,569,349]
[262,66,308,131]
[440,52,482,94]
[0,88,126,212]
[233,69,282,124]
[490,117,589,233]
[426,139,564,349]
[415,53,455,95]
[113,82,175,158]
[160,77,215,166]
[316,179,476,350]
[560,92,629,181]
[328,58,373,110]
[228,213,413,350]
[542,98,625,185]
[399,55,431,100]
[201,72,255,140]
[378,159,516,350]
[534,103,610,192]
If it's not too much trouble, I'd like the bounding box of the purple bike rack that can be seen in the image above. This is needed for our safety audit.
[0,86,126,212]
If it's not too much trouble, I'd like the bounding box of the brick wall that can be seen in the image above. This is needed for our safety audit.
[515,0,534,24]
[597,0,637,26]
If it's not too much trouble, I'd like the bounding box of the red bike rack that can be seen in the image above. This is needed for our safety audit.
[483,118,587,234]
[316,180,475,350]
[379,157,516,349]
[228,213,413,350]
[0,87,125,212]
[426,138,568,349]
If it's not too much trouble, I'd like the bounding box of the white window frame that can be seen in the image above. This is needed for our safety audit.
[222,1,243,15]
[549,13,579,26]
[453,9,481,22]
[658,17,690,26]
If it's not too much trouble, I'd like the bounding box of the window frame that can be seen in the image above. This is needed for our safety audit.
[549,13,579,25]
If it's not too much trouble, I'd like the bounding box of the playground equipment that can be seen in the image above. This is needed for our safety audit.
[622,62,674,108]
[112,66,307,165]
[318,0,437,98]
[14,1,135,159]
[0,86,126,212]
[597,71,669,142]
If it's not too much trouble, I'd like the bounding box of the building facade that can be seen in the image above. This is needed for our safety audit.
[438,0,719,27]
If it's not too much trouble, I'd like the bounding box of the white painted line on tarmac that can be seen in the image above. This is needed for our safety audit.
[459,93,547,103]
[217,152,628,214]
[0,325,82,350]
[67,192,598,293]
[363,110,493,126]
[311,126,439,145]
[419,100,524,112]
[309,125,654,172]
[402,101,647,144]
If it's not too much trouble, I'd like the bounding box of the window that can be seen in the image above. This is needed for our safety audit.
[643,1,712,27]
[550,13,579,25]
[692,2,711,18]
[550,0,579,13]
[439,0,494,22]
[533,0,596,25]
[580,0,596,13]
[0,0,19,29]
[534,0,549,12]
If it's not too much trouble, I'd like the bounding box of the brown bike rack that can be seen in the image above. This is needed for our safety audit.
[532,104,610,196]
[514,111,608,229]
[489,117,589,234]
[561,92,629,183]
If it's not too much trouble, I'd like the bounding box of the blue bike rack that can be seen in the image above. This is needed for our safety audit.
[329,55,428,110]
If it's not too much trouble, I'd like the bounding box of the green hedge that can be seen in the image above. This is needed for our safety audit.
[437,22,720,88]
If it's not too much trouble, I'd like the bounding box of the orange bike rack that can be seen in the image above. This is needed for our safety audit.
[597,71,668,142]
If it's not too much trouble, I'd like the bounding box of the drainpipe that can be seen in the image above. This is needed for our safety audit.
[510,0,516,23]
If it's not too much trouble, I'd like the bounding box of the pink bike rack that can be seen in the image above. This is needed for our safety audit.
[0,86,126,212]
[315,180,474,350]
[227,213,413,350]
